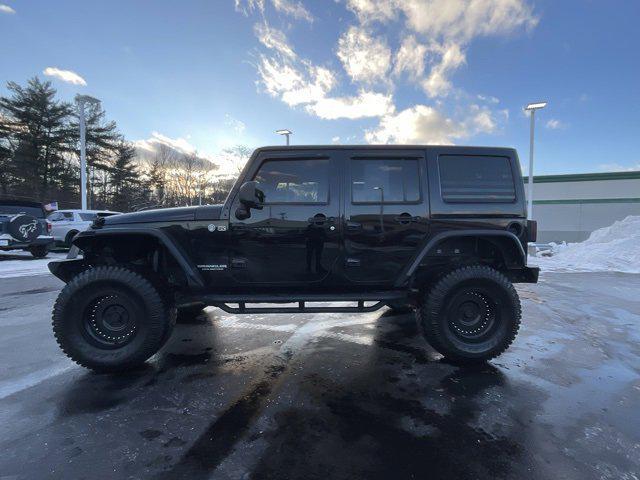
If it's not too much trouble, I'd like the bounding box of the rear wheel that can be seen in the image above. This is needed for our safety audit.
[52,266,171,373]
[28,245,48,258]
[419,265,521,364]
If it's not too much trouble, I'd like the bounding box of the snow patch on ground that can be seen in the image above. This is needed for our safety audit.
[0,251,68,278]
[531,216,640,273]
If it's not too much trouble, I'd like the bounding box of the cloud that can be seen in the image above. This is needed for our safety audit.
[307,90,395,120]
[257,54,336,106]
[346,0,396,24]
[135,131,198,156]
[406,0,538,41]
[225,115,246,135]
[477,94,500,104]
[545,118,568,130]
[421,42,466,97]
[235,0,265,16]
[254,24,394,121]
[241,0,533,140]
[337,26,392,84]
[254,22,296,58]
[134,132,219,172]
[365,103,498,144]
[348,0,537,98]
[0,4,15,14]
[43,67,87,86]
[235,0,312,21]
[271,0,313,22]
[331,136,341,144]
[393,35,428,78]
[365,105,465,144]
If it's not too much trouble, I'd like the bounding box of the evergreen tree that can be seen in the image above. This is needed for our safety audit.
[0,77,74,200]
[110,140,140,211]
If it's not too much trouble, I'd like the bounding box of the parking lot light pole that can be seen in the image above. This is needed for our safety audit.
[75,95,101,210]
[524,101,547,220]
[276,129,292,146]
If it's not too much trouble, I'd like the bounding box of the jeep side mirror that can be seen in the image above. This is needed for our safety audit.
[238,181,265,210]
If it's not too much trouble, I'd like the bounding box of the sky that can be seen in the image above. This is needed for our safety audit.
[1,0,639,176]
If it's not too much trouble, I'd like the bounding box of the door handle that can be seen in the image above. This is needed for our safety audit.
[346,221,362,231]
[394,213,414,225]
[308,213,328,225]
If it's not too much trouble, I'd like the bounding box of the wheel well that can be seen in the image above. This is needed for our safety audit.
[411,235,525,286]
[65,230,79,242]
[75,234,188,288]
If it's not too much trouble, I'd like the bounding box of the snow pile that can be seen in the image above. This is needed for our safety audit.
[0,251,68,278]
[532,216,640,273]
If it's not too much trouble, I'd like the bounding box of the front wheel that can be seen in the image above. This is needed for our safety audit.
[419,265,521,364]
[52,266,172,373]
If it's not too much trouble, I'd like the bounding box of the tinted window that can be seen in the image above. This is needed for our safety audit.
[79,213,97,221]
[439,155,515,203]
[351,159,420,203]
[253,159,330,203]
[0,205,44,217]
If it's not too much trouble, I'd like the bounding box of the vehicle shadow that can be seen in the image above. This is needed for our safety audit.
[56,311,226,418]
[246,308,544,480]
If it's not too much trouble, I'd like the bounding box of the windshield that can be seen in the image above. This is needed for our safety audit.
[0,205,44,218]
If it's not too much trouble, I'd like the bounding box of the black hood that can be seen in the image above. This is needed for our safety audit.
[103,204,223,225]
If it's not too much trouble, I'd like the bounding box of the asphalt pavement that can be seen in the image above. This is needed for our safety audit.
[0,266,638,480]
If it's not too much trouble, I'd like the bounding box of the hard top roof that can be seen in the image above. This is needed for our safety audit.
[255,144,515,152]
[0,198,43,208]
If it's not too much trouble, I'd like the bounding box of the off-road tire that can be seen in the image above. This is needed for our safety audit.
[52,266,170,373]
[29,245,48,258]
[419,265,521,364]
[64,230,79,247]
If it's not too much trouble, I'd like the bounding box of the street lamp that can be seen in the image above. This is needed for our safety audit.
[524,101,547,220]
[276,129,292,146]
[75,94,101,210]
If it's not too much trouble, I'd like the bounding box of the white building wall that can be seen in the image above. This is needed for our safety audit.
[522,173,640,243]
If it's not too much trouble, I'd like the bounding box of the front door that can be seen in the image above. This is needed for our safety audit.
[343,150,430,285]
[228,153,341,285]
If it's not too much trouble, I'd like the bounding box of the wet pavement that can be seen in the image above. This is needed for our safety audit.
[0,271,638,479]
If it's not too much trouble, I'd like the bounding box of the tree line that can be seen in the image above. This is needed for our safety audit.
[0,77,249,212]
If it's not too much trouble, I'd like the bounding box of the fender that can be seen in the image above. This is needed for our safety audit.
[394,229,527,287]
[49,227,205,288]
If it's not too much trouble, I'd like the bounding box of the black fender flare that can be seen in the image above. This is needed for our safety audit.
[394,229,527,287]
[49,227,205,288]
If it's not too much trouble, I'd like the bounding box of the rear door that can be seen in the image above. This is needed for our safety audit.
[342,149,430,284]
[228,152,342,285]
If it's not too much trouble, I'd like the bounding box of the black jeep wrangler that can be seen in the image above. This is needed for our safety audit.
[49,146,538,372]
[0,199,54,258]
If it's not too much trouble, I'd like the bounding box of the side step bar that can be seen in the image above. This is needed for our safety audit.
[193,291,409,314]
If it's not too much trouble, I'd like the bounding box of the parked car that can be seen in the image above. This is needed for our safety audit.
[49,145,539,373]
[48,209,120,246]
[0,199,54,258]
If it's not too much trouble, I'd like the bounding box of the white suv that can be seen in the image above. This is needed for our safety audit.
[48,209,120,246]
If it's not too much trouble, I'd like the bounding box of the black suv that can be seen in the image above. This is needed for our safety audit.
[49,146,538,372]
[0,199,54,258]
